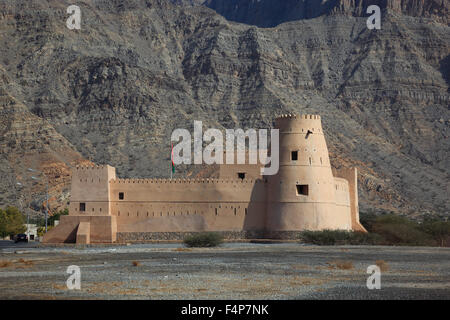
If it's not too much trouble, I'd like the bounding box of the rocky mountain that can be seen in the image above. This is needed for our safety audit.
[204,0,449,27]
[0,0,448,219]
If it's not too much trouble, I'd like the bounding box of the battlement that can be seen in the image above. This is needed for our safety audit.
[275,113,323,133]
[75,164,109,170]
[275,114,321,121]
[110,178,266,184]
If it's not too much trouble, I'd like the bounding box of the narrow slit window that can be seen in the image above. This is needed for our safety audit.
[291,151,298,161]
[296,184,309,196]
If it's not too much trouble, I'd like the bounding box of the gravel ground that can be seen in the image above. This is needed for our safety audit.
[0,242,449,300]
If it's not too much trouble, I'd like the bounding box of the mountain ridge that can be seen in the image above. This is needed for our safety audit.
[0,0,448,218]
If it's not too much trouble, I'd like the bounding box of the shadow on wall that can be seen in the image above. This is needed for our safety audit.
[204,0,394,28]
[440,54,450,90]
[242,178,267,237]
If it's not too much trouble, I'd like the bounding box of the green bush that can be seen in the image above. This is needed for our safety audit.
[370,214,435,246]
[419,219,450,247]
[299,230,383,245]
[183,232,223,247]
[300,213,449,247]
[0,206,26,238]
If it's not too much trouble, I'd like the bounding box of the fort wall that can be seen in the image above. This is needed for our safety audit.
[43,114,365,244]
[109,178,267,232]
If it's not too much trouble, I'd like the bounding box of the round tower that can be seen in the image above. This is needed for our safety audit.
[266,114,352,234]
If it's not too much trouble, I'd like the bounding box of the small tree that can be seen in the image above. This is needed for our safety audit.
[421,220,450,247]
[48,208,69,226]
[184,232,223,247]
[0,206,26,237]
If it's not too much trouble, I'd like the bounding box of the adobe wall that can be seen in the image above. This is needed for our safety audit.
[266,114,352,231]
[42,215,117,243]
[69,165,116,216]
[333,167,367,232]
[109,178,267,233]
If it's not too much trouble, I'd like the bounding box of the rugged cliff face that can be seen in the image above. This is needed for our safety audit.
[204,0,449,27]
[0,0,448,218]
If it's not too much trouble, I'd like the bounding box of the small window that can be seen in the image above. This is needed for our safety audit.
[79,203,86,212]
[296,185,309,196]
[291,151,298,161]
[238,172,246,180]
[215,208,218,216]
[119,192,124,200]
[245,208,248,215]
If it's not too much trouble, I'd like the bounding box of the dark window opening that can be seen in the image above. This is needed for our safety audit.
[296,184,309,196]
[119,192,124,200]
[291,151,298,161]
[306,130,313,139]
[79,203,86,212]
[234,208,237,216]
[245,208,248,215]
[215,208,218,216]
[238,172,246,180]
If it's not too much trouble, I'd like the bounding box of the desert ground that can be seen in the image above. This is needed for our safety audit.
[0,241,449,300]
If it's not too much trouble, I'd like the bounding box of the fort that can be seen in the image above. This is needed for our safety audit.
[42,114,366,244]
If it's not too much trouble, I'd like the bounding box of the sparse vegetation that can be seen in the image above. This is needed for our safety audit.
[299,230,382,245]
[132,261,140,267]
[375,260,389,272]
[300,213,450,247]
[327,260,354,270]
[183,232,223,248]
[0,260,12,268]
[0,206,26,238]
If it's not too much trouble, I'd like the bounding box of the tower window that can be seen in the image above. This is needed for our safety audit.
[238,172,246,180]
[296,185,309,196]
[291,151,298,161]
[119,192,124,200]
[79,203,86,212]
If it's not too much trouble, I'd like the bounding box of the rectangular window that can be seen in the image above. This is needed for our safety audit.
[291,151,298,161]
[296,185,309,196]
[119,192,124,200]
[238,172,246,180]
[79,203,86,212]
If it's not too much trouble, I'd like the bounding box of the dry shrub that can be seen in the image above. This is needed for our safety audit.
[132,261,140,267]
[375,260,389,272]
[18,258,33,266]
[328,260,354,270]
[0,260,12,268]
[173,248,192,252]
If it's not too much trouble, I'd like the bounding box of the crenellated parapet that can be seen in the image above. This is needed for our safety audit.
[110,178,266,185]
[275,114,324,134]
